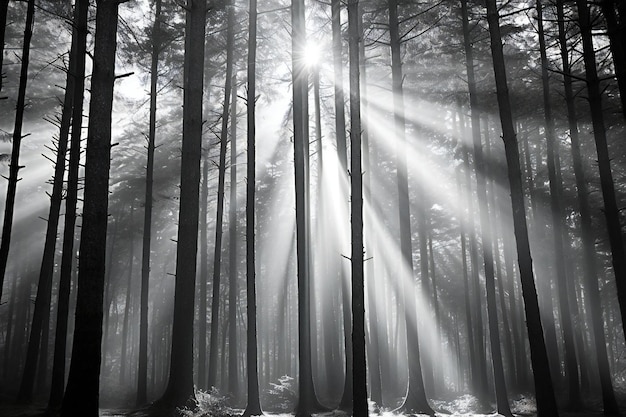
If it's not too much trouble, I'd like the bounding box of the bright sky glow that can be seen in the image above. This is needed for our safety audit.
[303,40,321,68]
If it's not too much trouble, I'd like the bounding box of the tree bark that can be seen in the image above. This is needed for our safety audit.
[156,0,206,408]
[347,0,367,413]
[242,0,262,412]
[60,1,120,414]
[0,0,9,94]
[228,72,239,401]
[484,0,559,415]
[137,0,162,404]
[600,0,626,117]
[208,3,235,388]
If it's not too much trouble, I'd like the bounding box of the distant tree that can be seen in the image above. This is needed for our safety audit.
[60,0,123,414]
[137,0,163,405]
[208,0,235,388]
[242,0,262,413]
[0,0,34,304]
[155,0,206,409]
[484,0,559,415]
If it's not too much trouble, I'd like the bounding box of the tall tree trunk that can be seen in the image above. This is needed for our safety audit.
[556,0,619,413]
[18,0,73,399]
[242,0,261,413]
[347,0,367,413]
[228,73,239,401]
[292,0,322,414]
[0,0,35,304]
[484,0,559,415]
[60,1,121,414]
[156,0,206,408]
[198,151,209,389]
[388,0,433,413]
[575,0,626,346]
[209,4,235,388]
[137,0,162,404]
[48,0,88,396]
[536,0,581,406]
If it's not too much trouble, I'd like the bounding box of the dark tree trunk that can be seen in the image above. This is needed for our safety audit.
[556,0,619,413]
[137,0,162,404]
[198,149,209,389]
[208,3,235,388]
[347,0,367,413]
[228,73,239,401]
[242,0,261,413]
[156,0,206,408]
[121,206,136,385]
[0,0,35,304]
[60,1,120,414]
[292,0,322,414]
[484,1,559,415]
[576,0,626,348]
[18,0,73,400]
[536,0,581,406]
[388,0,433,413]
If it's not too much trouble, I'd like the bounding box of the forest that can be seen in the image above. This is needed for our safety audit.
[0,0,625,415]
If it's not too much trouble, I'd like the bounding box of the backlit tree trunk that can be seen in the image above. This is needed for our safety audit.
[484,0,559,415]
[60,1,121,414]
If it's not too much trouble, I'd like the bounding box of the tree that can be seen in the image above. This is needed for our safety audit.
[556,0,620,413]
[137,0,163,405]
[60,0,123,414]
[48,0,89,408]
[242,0,262,413]
[484,0,559,415]
[575,0,626,347]
[388,0,433,413]
[0,0,35,304]
[208,1,235,388]
[0,0,9,94]
[347,0,367,413]
[156,0,206,409]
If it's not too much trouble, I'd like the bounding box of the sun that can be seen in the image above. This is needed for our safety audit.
[303,40,321,68]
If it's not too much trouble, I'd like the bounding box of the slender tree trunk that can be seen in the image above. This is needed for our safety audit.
[537,0,582,406]
[18,0,74,399]
[0,0,35,304]
[484,1,559,415]
[121,207,136,385]
[156,0,206,408]
[137,0,162,404]
[575,0,626,346]
[388,0,433,413]
[48,0,88,394]
[292,0,322,414]
[242,0,261,412]
[228,73,239,401]
[208,4,235,388]
[60,1,121,414]
[556,0,619,413]
[347,0,367,413]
